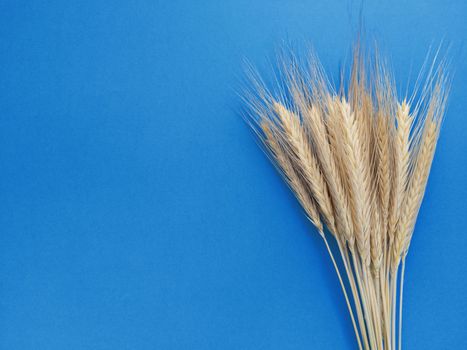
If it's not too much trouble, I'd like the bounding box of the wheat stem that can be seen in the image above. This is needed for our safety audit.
[398,258,406,350]
[323,234,363,350]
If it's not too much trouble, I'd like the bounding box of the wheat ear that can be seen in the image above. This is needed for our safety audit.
[272,101,337,234]
[389,102,413,272]
[260,120,323,232]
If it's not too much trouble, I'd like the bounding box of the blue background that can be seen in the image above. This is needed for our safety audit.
[1,1,466,349]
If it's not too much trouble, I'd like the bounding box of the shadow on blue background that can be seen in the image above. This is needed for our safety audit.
[0,1,466,349]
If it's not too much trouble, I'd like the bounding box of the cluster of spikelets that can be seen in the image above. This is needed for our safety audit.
[244,45,449,350]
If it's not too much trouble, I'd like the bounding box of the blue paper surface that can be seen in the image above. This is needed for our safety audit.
[0,1,466,349]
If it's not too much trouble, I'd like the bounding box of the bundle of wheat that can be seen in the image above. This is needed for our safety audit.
[243,44,449,350]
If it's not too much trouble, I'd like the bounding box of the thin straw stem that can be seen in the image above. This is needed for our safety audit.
[322,234,363,350]
[398,258,406,350]
[339,242,371,350]
[391,270,398,350]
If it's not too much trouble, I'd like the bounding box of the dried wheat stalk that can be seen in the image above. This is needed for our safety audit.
[243,44,449,350]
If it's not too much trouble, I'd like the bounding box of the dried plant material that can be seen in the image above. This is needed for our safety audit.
[243,43,449,350]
